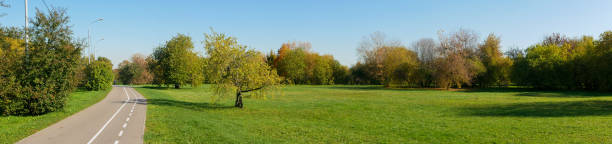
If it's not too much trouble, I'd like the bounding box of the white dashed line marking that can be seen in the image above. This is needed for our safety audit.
[118,130,123,137]
[126,117,130,122]
[87,87,131,144]
[122,123,127,128]
[114,140,119,144]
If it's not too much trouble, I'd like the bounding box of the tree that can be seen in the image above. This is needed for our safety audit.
[1,8,83,115]
[382,46,419,87]
[357,32,402,85]
[118,54,153,85]
[311,54,334,84]
[435,29,485,89]
[477,33,512,87]
[117,60,136,85]
[330,60,349,84]
[275,42,309,84]
[411,38,438,87]
[84,57,114,90]
[204,30,280,108]
[149,34,203,88]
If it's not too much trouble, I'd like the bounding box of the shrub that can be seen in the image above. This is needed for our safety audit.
[85,59,114,91]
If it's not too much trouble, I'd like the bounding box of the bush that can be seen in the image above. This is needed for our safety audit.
[85,59,114,91]
[0,8,82,115]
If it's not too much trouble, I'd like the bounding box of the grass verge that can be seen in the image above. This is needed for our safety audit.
[0,88,111,143]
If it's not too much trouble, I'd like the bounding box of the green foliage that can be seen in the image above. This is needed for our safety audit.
[275,43,308,84]
[204,30,280,108]
[84,58,114,91]
[118,60,136,84]
[271,42,343,85]
[0,8,82,115]
[118,54,154,85]
[477,34,512,87]
[149,34,203,88]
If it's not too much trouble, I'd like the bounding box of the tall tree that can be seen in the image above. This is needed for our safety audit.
[411,38,438,87]
[435,29,485,89]
[478,33,512,87]
[357,32,404,86]
[204,30,280,108]
[149,34,202,88]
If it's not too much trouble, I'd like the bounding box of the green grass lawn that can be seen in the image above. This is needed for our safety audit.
[135,85,612,143]
[0,89,110,143]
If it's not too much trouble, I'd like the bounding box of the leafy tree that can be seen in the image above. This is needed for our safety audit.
[330,60,350,84]
[590,31,612,90]
[357,32,402,85]
[204,30,280,108]
[84,57,114,90]
[149,34,203,88]
[275,42,309,84]
[1,8,83,115]
[349,62,374,84]
[477,34,512,87]
[117,60,136,85]
[311,54,334,84]
[117,54,154,85]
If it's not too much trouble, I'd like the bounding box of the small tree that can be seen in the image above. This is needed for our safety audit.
[204,30,280,108]
[84,58,114,90]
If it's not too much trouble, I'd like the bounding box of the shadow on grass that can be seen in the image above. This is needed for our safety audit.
[462,100,612,117]
[146,98,234,111]
[462,88,612,98]
[320,85,443,92]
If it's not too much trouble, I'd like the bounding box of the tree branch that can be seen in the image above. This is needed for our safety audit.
[240,86,264,93]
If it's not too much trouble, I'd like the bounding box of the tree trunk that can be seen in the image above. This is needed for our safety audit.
[234,92,243,108]
[174,84,180,89]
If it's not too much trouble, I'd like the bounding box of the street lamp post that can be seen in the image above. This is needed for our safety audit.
[24,0,28,59]
[88,18,103,64]
[94,38,104,59]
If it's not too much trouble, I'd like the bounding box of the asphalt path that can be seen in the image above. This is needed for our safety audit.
[18,86,147,144]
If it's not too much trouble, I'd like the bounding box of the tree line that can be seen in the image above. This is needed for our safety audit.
[117,29,612,92]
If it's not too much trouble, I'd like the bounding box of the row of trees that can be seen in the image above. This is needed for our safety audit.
[350,29,612,91]
[266,42,349,85]
[0,8,114,115]
[510,32,612,90]
[121,29,612,92]
[118,31,279,108]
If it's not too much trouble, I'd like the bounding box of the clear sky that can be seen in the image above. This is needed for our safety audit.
[2,0,612,68]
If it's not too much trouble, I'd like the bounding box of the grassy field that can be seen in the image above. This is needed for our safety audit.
[0,89,110,143]
[135,85,612,143]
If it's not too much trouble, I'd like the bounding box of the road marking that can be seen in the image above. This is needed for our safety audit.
[126,117,130,122]
[114,140,119,144]
[118,130,123,137]
[87,87,131,144]
[123,123,128,128]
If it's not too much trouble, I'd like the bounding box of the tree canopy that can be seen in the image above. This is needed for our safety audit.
[204,30,280,108]
[149,34,203,88]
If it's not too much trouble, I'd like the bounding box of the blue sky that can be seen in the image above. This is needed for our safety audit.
[2,0,612,68]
